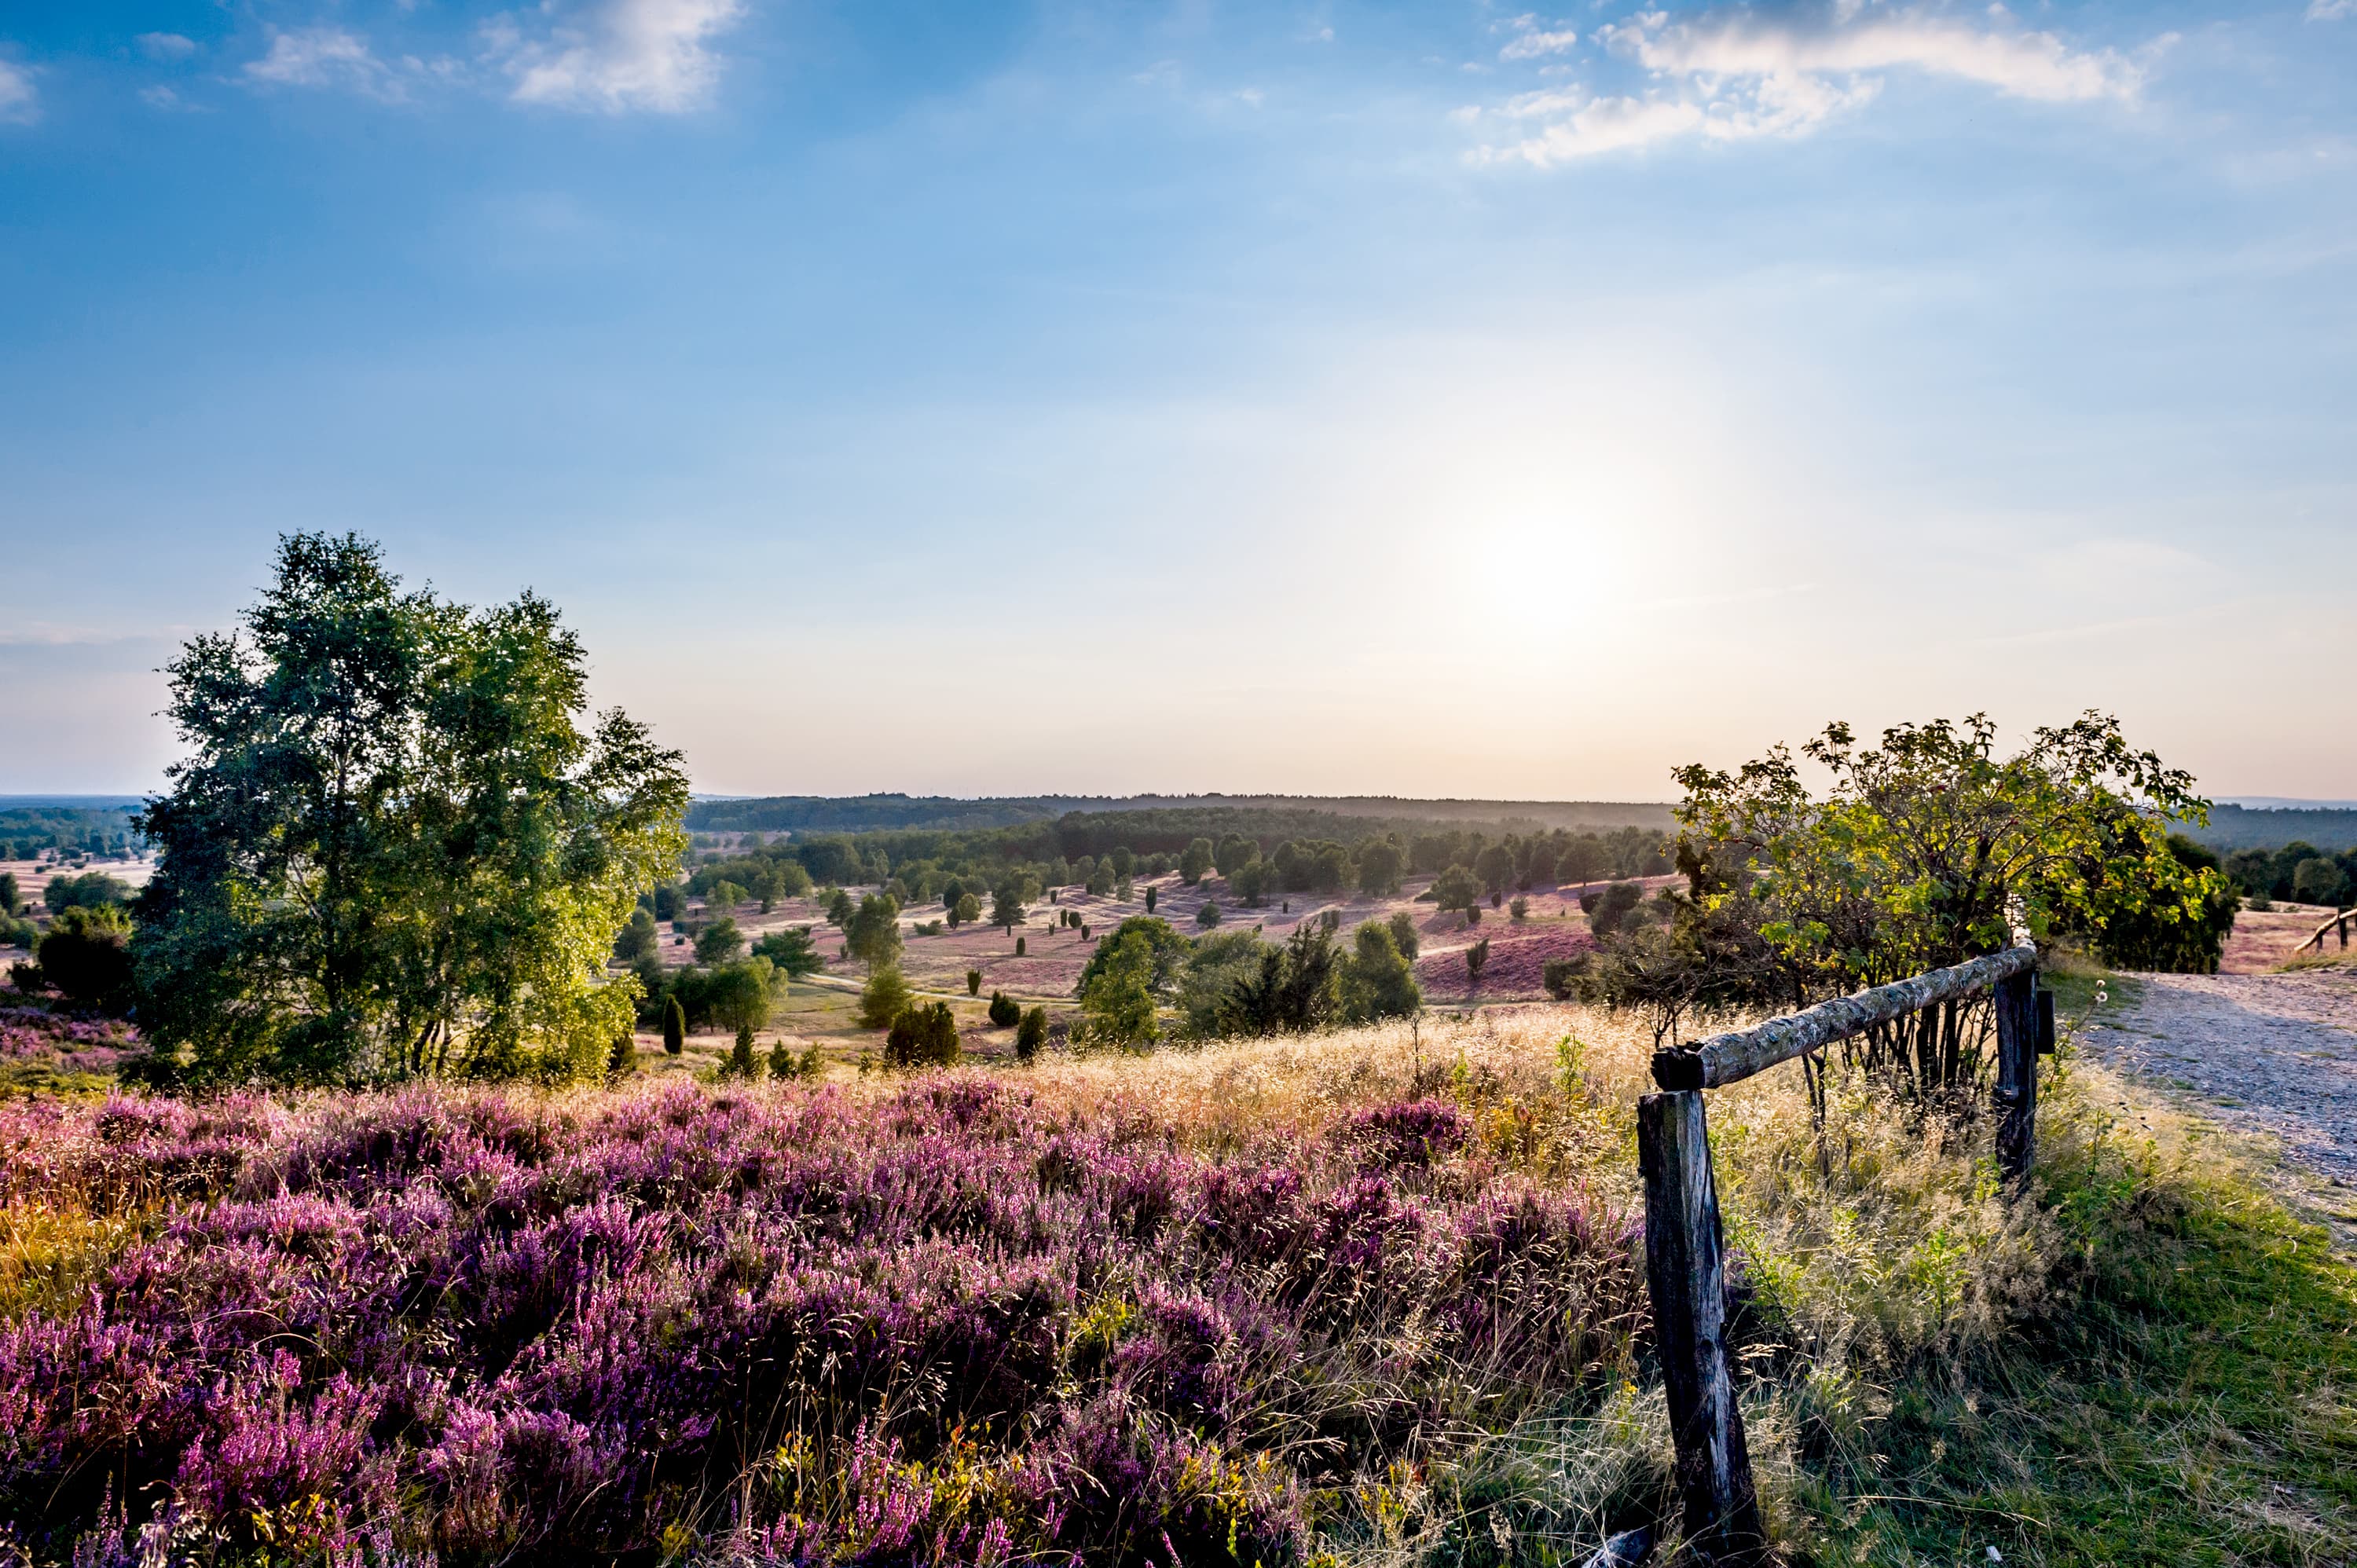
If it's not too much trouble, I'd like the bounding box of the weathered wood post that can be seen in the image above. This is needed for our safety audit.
[1993,970,2039,1185]
[1637,1090,1765,1564]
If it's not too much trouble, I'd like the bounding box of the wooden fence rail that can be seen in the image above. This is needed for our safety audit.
[1633,930,2047,1565]
[2293,906,2352,956]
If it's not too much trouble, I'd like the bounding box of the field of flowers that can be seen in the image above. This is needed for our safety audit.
[0,1014,1657,1567]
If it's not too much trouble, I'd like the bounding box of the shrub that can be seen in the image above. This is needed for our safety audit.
[1387,910,1420,960]
[724,1024,758,1079]
[753,925,823,978]
[967,969,983,996]
[856,965,914,1030]
[883,1000,959,1068]
[1197,901,1222,929]
[1016,936,1027,956]
[1014,1005,1047,1061]
[607,1031,638,1079]
[952,892,982,927]
[1144,885,1157,913]
[35,905,135,1013]
[1179,837,1214,885]
[988,990,1021,1028]
[1464,936,1490,984]
[1585,881,1644,937]
[1509,896,1529,922]
[662,996,686,1054]
[614,908,660,962]
[1541,956,1587,1001]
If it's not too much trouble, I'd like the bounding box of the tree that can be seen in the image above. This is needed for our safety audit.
[0,873,16,917]
[826,888,855,926]
[695,918,746,965]
[1230,861,1268,907]
[132,533,689,1086]
[1464,936,1490,984]
[1215,834,1259,878]
[992,880,1028,932]
[752,926,823,979]
[1339,921,1420,1024]
[1179,838,1215,886]
[725,1024,758,1079]
[966,968,983,997]
[988,989,1021,1027]
[2293,856,2351,908]
[951,892,982,927]
[1073,916,1189,999]
[705,880,748,916]
[1475,844,1516,897]
[1431,864,1482,915]
[607,1031,638,1079]
[856,965,913,1030]
[845,893,904,969]
[1387,910,1420,961]
[1080,929,1161,1047]
[662,995,686,1055]
[1585,881,1644,936]
[613,908,660,963]
[709,958,774,1035]
[1143,885,1158,914]
[44,871,129,915]
[1508,896,1529,923]
[885,1001,960,1068]
[1356,840,1405,897]
[1086,859,1115,896]
[1556,837,1608,892]
[1196,901,1222,929]
[2096,835,2241,973]
[1015,1006,1047,1063]
[1310,842,1354,893]
[1215,923,1338,1037]
[32,905,135,1012]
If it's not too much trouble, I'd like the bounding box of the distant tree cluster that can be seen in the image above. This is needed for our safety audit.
[2223,841,2356,910]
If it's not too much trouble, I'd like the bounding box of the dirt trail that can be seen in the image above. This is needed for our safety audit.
[2077,969,2357,1209]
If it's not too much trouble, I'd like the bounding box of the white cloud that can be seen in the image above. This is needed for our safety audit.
[489,0,746,114]
[1501,27,1580,61]
[0,57,36,124]
[244,27,406,101]
[135,32,197,60]
[2308,0,2357,18]
[1610,5,2140,103]
[1477,2,2139,165]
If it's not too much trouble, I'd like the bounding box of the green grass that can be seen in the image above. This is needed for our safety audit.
[1793,1098,2357,1566]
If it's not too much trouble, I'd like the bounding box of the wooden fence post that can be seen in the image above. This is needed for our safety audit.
[1993,971,2038,1185]
[1637,1090,1764,1564]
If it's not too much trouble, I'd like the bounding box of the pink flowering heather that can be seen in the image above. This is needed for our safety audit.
[0,1075,1644,1566]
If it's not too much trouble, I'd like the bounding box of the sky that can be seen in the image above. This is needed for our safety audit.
[2,0,2352,803]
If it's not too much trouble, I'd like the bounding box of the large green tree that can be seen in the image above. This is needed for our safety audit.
[132,533,689,1086]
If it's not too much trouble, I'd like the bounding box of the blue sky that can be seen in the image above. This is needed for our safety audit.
[2,0,2352,800]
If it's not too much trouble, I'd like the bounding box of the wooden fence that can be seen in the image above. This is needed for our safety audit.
[1632,928,2054,1564]
[2293,906,2352,956]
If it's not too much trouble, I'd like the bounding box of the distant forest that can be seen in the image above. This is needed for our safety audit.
[0,800,143,859]
[2178,804,2357,855]
[686,792,1677,837]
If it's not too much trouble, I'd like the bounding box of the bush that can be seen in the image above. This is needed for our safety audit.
[607,1031,638,1079]
[42,870,130,915]
[884,1001,959,1068]
[952,892,982,926]
[613,908,660,962]
[662,996,686,1055]
[1144,885,1157,913]
[769,1038,820,1079]
[1197,901,1222,929]
[856,965,913,1030]
[1509,896,1529,922]
[1014,1005,1047,1062]
[988,990,1021,1028]
[33,906,135,1013]
[1585,881,1644,937]
[752,926,823,978]
[1387,910,1420,961]
[1464,936,1490,984]
[1541,956,1587,1001]
[967,969,983,996]
[1016,936,1026,956]
[724,1023,758,1078]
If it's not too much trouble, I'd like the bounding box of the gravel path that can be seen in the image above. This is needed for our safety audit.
[2078,969,2357,1192]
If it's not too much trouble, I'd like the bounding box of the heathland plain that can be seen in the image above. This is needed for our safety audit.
[3,537,2355,1566]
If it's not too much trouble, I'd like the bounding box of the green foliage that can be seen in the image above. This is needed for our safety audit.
[1541,956,1584,1001]
[1474,843,1517,896]
[1583,881,1644,936]
[883,1000,959,1068]
[1464,936,1490,984]
[991,879,1028,932]
[1338,921,1420,1024]
[1214,922,1339,1037]
[724,1023,758,1079]
[1072,915,1189,999]
[708,958,775,1036]
[662,995,686,1055]
[1015,936,1025,956]
[0,871,16,916]
[613,908,660,963]
[695,917,745,965]
[845,893,904,969]
[33,905,136,1013]
[1508,895,1529,922]
[1387,909,1420,961]
[768,1037,819,1080]
[2095,834,2242,973]
[751,926,823,979]
[42,870,130,915]
[132,533,688,1086]
[1213,833,1258,878]
[825,888,855,926]
[1178,837,1214,885]
[606,1031,638,1079]
[966,968,982,997]
[1195,900,1222,929]
[856,965,912,1030]
[1143,884,1157,914]
[1014,1005,1047,1062]
[1355,838,1405,896]
[1430,863,1482,914]
[988,989,1021,1028]
[951,892,981,927]
[2292,855,2351,907]
[1078,929,1161,1047]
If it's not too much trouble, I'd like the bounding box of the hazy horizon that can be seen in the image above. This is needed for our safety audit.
[4,1,2352,800]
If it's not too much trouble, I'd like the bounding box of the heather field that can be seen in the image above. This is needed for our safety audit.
[5,1006,2352,1566]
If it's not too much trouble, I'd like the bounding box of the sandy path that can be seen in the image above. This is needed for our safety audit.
[2077,969,2357,1194]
